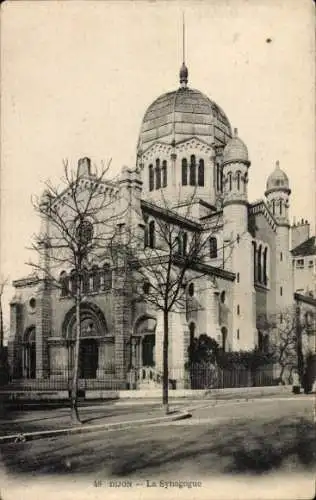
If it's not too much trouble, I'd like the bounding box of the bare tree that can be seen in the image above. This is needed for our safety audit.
[28,158,129,423]
[259,307,311,385]
[120,187,241,414]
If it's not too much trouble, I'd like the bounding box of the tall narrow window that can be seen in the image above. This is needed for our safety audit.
[228,172,232,191]
[237,329,240,340]
[279,200,283,215]
[60,271,68,297]
[272,200,275,215]
[155,159,161,189]
[149,164,154,191]
[252,241,257,282]
[70,270,77,295]
[182,232,188,256]
[280,286,283,296]
[103,264,112,290]
[91,265,100,292]
[216,164,220,191]
[258,245,262,283]
[237,305,240,315]
[263,247,268,285]
[280,252,283,261]
[237,171,241,190]
[162,160,167,188]
[221,327,227,351]
[209,237,218,258]
[198,159,204,186]
[82,268,90,294]
[189,155,196,186]
[149,220,155,248]
[237,272,240,283]
[220,168,224,191]
[189,322,196,346]
[182,158,188,186]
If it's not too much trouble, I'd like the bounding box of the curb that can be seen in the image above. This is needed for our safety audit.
[0,410,192,444]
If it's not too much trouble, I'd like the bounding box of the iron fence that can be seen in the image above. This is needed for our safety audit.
[2,363,278,392]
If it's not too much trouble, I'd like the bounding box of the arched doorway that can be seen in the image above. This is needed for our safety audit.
[24,326,36,379]
[63,303,108,379]
[142,334,155,367]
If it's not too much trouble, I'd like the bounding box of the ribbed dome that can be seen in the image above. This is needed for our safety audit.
[223,129,249,164]
[138,87,232,152]
[266,161,290,192]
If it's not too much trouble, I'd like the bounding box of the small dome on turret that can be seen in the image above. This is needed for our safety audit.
[265,161,290,193]
[223,128,249,164]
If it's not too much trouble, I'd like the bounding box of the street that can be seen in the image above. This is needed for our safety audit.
[0,396,315,479]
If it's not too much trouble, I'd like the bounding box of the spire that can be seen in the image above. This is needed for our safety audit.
[179,12,188,88]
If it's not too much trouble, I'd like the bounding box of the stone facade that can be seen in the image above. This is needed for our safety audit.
[8,64,316,388]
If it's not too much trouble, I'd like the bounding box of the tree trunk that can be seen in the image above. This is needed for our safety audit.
[70,286,81,424]
[162,309,169,415]
[0,295,3,348]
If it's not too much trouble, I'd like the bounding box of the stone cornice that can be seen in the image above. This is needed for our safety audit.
[294,292,316,307]
[141,199,203,231]
[13,275,40,288]
[248,200,277,232]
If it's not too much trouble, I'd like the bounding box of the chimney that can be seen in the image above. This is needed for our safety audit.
[291,218,310,250]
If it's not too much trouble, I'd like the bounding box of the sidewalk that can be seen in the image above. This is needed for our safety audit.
[0,402,190,442]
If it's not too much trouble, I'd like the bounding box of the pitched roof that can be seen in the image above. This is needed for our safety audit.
[291,236,316,256]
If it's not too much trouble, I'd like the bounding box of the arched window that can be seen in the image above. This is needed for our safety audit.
[189,155,196,186]
[91,265,100,292]
[236,171,241,190]
[258,245,262,283]
[103,264,112,290]
[162,160,167,188]
[198,159,204,186]
[188,283,194,297]
[60,271,68,297]
[149,164,154,191]
[155,159,161,189]
[263,247,268,285]
[182,158,188,186]
[209,237,217,258]
[228,172,232,191]
[149,220,155,249]
[279,199,283,215]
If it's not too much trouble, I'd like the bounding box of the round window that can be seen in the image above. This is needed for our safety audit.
[29,298,36,309]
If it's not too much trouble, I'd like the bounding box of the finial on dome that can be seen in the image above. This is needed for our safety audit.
[275,160,280,168]
[179,12,188,88]
[179,62,188,88]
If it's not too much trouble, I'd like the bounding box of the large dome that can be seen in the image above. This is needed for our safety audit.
[138,87,232,153]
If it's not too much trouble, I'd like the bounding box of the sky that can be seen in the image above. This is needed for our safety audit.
[1,0,315,331]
